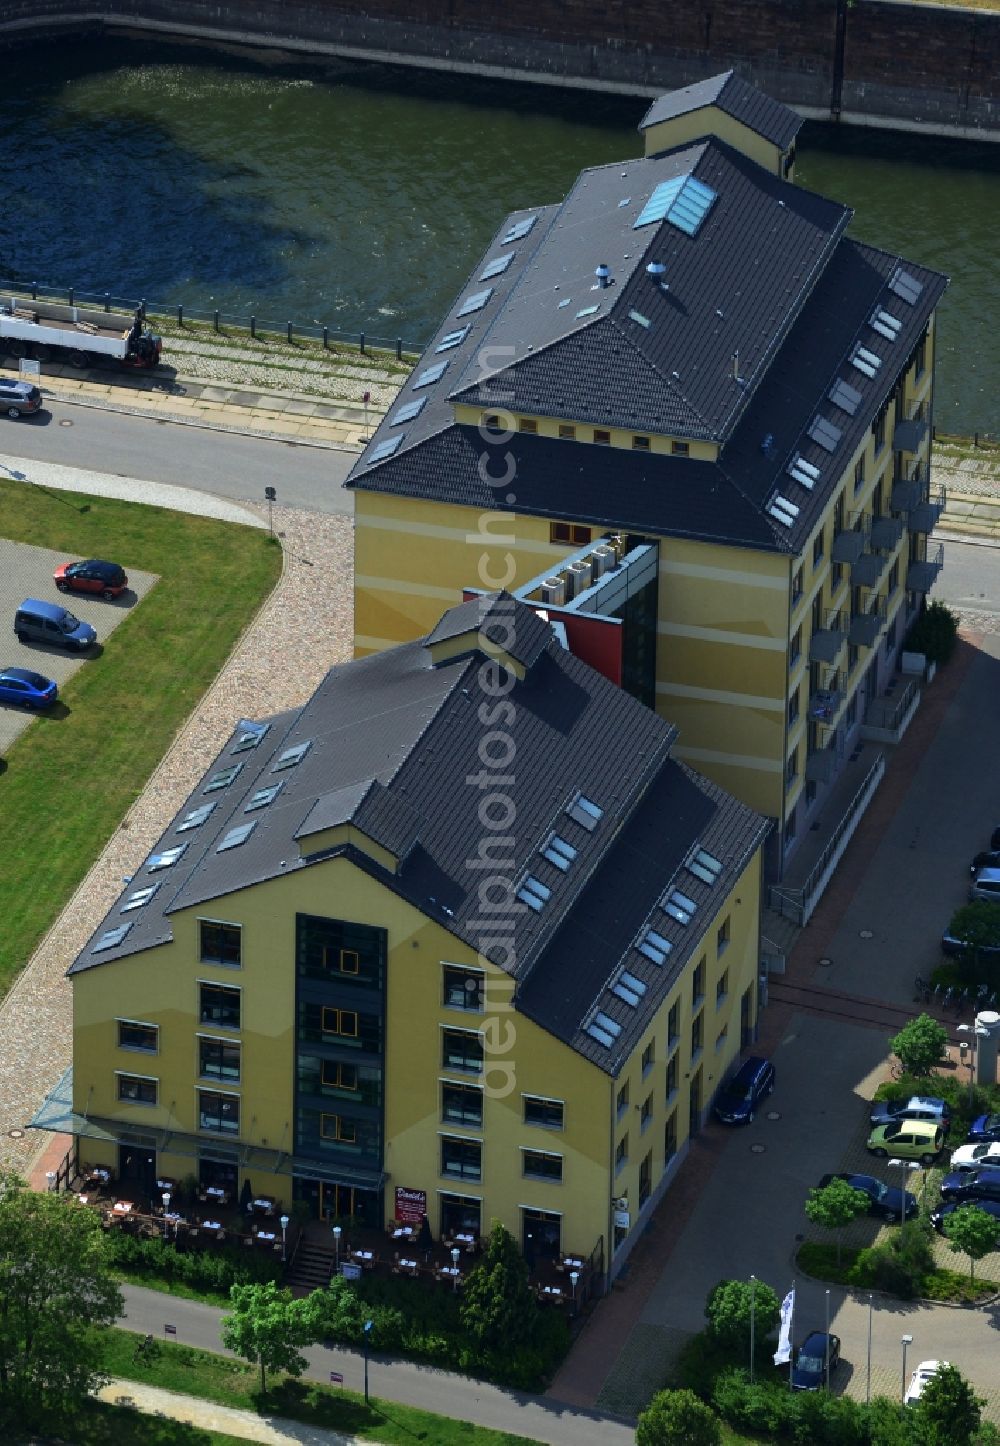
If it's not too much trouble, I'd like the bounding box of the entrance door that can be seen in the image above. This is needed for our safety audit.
[118,1143,156,1200]
[292,1177,381,1227]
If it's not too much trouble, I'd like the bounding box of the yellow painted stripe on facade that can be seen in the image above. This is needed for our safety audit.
[355,575,463,601]
[659,559,789,591]
[657,621,788,651]
[675,744,783,773]
[356,512,556,555]
[656,680,786,711]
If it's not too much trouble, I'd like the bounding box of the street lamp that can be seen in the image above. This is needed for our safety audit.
[162,1190,171,1240]
[280,1212,290,1263]
[888,1157,920,1228]
[866,1292,874,1406]
[958,1021,988,1105]
[570,1269,580,1315]
[901,1333,913,1407]
[824,1289,831,1392]
[363,1318,373,1404]
[749,1274,757,1384]
[451,1245,460,1292]
[332,1223,341,1273]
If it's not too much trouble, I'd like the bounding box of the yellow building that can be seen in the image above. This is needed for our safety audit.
[347,70,948,914]
[61,594,767,1282]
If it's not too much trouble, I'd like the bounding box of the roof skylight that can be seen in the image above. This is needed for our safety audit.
[232,721,269,754]
[637,928,672,966]
[628,310,651,329]
[663,888,697,925]
[889,268,923,305]
[687,847,723,886]
[456,289,493,318]
[575,305,599,319]
[435,327,469,354]
[121,882,161,913]
[850,345,882,379]
[585,1010,622,1048]
[787,455,821,490]
[517,875,551,913]
[480,252,515,280]
[634,174,717,235]
[390,396,427,427]
[808,415,843,453]
[204,763,243,794]
[828,379,863,417]
[612,969,648,1006]
[870,308,902,342]
[273,741,312,772]
[368,435,403,463]
[567,794,603,831]
[148,844,188,872]
[542,834,578,872]
[217,821,257,853]
[413,361,448,389]
[501,215,537,244]
[245,782,283,812]
[93,922,132,953]
[768,493,800,527]
[178,802,216,832]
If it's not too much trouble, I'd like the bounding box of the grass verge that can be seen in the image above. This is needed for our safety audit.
[18,1397,250,1445]
[796,1238,995,1303]
[102,1328,542,1445]
[0,478,281,996]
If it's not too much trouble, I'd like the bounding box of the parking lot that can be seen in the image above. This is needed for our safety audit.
[0,537,157,754]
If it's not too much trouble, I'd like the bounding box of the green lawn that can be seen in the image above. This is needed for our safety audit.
[0,478,281,996]
[102,1329,543,1446]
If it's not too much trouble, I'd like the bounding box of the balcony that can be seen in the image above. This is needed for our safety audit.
[869,515,903,552]
[849,601,886,649]
[851,549,888,589]
[908,487,946,535]
[890,477,920,514]
[832,524,866,565]
[893,416,928,454]
[906,542,944,594]
[809,612,846,665]
[862,676,920,745]
[808,674,844,726]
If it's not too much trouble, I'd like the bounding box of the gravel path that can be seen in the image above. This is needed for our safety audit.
[0,503,353,1175]
[161,333,406,408]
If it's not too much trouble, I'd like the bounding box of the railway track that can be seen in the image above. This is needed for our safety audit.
[767,977,964,1038]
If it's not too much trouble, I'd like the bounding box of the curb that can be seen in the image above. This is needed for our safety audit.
[935,527,1000,548]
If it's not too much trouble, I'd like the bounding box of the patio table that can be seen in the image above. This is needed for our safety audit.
[256,1230,276,1242]
[113,1201,133,1214]
[202,1219,223,1231]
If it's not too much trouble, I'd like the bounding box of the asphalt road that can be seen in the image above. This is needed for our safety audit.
[934,538,1000,616]
[119,1283,633,1446]
[0,396,357,515]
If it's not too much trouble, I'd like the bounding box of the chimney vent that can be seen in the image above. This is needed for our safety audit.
[647,261,666,286]
[595,263,611,289]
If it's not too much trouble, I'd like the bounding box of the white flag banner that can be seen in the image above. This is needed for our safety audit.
[773,1287,795,1365]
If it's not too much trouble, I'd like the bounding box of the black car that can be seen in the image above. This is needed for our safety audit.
[0,378,42,418]
[930,1198,1000,1234]
[941,930,1000,961]
[790,1331,841,1391]
[970,850,1000,876]
[712,1056,775,1125]
[969,1113,1000,1144]
[939,1166,1000,1204]
[818,1172,917,1222]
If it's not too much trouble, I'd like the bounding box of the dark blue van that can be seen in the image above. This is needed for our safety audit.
[713,1055,775,1125]
[14,598,96,652]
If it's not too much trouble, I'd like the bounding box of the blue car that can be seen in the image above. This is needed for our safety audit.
[968,1113,1000,1144]
[790,1331,841,1390]
[0,666,57,708]
[931,1198,1000,1234]
[818,1173,917,1222]
[939,1166,1000,1204]
[712,1056,775,1125]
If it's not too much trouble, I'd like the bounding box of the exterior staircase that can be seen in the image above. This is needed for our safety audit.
[285,1236,337,1297]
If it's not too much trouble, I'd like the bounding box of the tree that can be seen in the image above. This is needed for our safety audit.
[805,1179,871,1265]
[889,1013,948,1077]
[905,600,958,667]
[0,1172,123,1430]
[942,1203,1000,1282]
[914,1362,983,1446]
[221,1280,319,1392]
[705,1278,780,1354]
[460,1220,537,1352]
[948,901,1000,971]
[637,1387,721,1446]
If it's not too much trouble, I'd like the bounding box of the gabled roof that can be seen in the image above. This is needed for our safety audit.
[639,70,802,153]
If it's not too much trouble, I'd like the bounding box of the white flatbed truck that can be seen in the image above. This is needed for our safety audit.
[0,297,161,369]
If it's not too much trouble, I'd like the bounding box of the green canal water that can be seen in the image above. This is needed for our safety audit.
[3,39,999,431]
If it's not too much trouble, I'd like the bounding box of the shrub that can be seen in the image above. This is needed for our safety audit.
[104,1232,281,1294]
[705,1278,780,1353]
[905,600,958,665]
[637,1387,721,1446]
[889,1013,948,1077]
[848,1226,934,1299]
[711,1368,793,1438]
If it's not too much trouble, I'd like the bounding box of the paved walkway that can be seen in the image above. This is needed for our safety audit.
[97,1377,357,1445]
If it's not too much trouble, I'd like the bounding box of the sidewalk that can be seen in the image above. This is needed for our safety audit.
[96,1377,356,1445]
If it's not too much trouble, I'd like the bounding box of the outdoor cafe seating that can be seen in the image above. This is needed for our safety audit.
[251,1195,278,1217]
[392,1254,421,1278]
[350,1247,377,1271]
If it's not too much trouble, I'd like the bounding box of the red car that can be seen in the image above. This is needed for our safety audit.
[54,559,128,600]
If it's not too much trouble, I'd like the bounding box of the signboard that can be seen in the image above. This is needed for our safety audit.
[19,359,41,378]
[395,1186,427,1224]
[329,1371,344,1385]
[163,1324,177,1337]
[613,1208,631,1231]
[341,1261,362,1281]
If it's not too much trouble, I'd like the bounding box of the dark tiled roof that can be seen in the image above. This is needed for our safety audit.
[296,779,424,863]
[424,590,553,668]
[639,71,802,153]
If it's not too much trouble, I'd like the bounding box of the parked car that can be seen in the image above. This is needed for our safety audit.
[968,1113,1000,1143]
[0,378,42,418]
[867,1119,944,1164]
[939,1166,1000,1204]
[817,1172,917,1222]
[941,927,1000,961]
[0,666,57,708]
[949,1141,1000,1173]
[904,1360,949,1406]
[790,1331,841,1391]
[14,599,96,652]
[970,867,1000,904]
[869,1096,952,1132]
[930,1198,1000,1234]
[970,849,1000,876]
[53,558,128,600]
[712,1056,775,1125]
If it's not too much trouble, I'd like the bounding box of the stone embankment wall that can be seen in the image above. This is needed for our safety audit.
[3,0,1000,140]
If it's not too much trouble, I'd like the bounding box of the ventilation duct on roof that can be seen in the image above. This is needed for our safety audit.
[541,577,566,606]
[647,260,666,286]
[595,263,611,289]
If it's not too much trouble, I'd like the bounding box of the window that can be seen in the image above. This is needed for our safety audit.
[517,875,551,912]
[717,917,731,955]
[692,960,705,1006]
[322,1007,358,1039]
[791,567,803,606]
[443,965,484,1011]
[522,1149,563,1181]
[178,802,216,832]
[671,440,690,457]
[667,1001,680,1049]
[274,741,311,771]
[93,924,131,954]
[666,1054,679,1102]
[245,783,283,813]
[638,928,671,966]
[848,642,859,672]
[147,844,187,872]
[413,361,448,388]
[642,1041,655,1076]
[806,780,818,807]
[790,627,802,669]
[632,435,650,451]
[117,1020,157,1053]
[200,921,241,967]
[198,1090,239,1136]
[322,1060,359,1093]
[567,793,603,830]
[518,418,537,434]
[116,1073,157,1105]
[788,688,800,726]
[524,1096,564,1130]
[217,822,255,853]
[199,983,240,1031]
[687,848,722,886]
[717,969,729,1006]
[812,530,825,566]
[542,834,577,872]
[715,1025,729,1052]
[613,969,647,1006]
[231,721,269,753]
[441,1135,482,1181]
[914,331,928,378]
[691,1010,704,1059]
[854,458,866,494]
[616,1081,630,1118]
[664,888,697,925]
[615,1133,629,1172]
[558,424,576,440]
[436,326,470,352]
[664,1110,677,1164]
[593,429,611,445]
[321,1114,357,1143]
[639,1150,652,1205]
[442,1081,483,1127]
[873,401,889,453]
[888,559,900,595]
[640,1093,653,1132]
[204,763,242,793]
[549,522,591,547]
[198,1036,241,1083]
[442,1029,484,1075]
[121,883,159,912]
[788,807,799,846]
[456,288,492,317]
[786,746,798,783]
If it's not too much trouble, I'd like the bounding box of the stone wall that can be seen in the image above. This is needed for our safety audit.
[3,0,999,140]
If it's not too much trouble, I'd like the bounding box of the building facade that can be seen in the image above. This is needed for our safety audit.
[348,71,948,898]
[64,595,767,1280]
